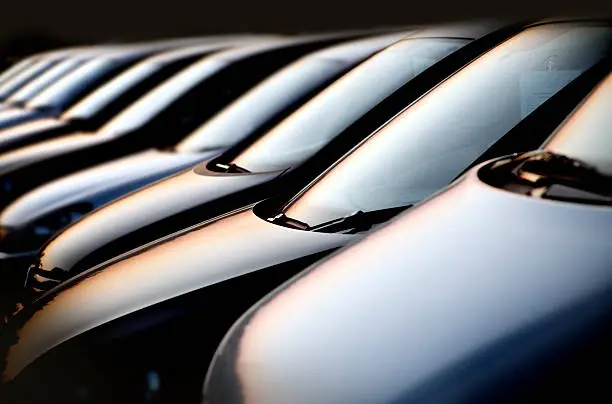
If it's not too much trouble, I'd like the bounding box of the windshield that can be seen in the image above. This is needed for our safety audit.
[62,62,161,120]
[543,73,612,175]
[0,59,34,87]
[229,38,469,172]
[282,23,612,227]
[176,57,347,152]
[27,58,124,111]
[0,60,56,99]
[8,59,85,103]
[98,57,226,136]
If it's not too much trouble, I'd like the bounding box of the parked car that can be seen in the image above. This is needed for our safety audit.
[0,33,364,209]
[1,19,609,404]
[0,58,37,88]
[0,32,408,266]
[0,35,271,130]
[0,37,276,156]
[15,20,517,291]
[0,47,119,104]
[203,74,612,404]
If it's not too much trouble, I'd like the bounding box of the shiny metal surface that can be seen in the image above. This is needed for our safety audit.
[28,23,499,280]
[0,119,69,153]
[203,157,612,404]
[36,164,282,273]
[1,207,355,381]
[0,133,104,175]
[0,149,222,228]
[0,33,408,255]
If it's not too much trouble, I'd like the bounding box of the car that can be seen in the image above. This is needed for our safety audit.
[0,37,276,156]
[0,58,38,88]
[0,35,273,129]
[0,33,365,208]
[1,19,609,404]
[17,20,517,291]
[202,72,612,404]
[0,46,120,105]
[0,32,409,265]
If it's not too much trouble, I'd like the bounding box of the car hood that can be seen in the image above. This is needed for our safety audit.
[0,108,44,130]
[1,148,222,228]
[1,207,356,381]
[0,132,104,176]
[203,162,612,404]
[0,118,70,153]
[36,162,284,274]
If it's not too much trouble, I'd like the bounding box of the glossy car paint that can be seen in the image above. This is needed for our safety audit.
[24,21,517,284]
[202,150,612,404]
[0,32,408,256]
[2,21,610,404]
[0,34,359,211]
[0,38,274,155]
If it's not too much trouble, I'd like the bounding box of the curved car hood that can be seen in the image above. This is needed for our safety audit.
[37,163,284,273]
[0,108,41,129]
[204,166,612,404]
[0,118,69,151]
[1,148,222,228]
[2,208,356,381]
[0,132,104,175]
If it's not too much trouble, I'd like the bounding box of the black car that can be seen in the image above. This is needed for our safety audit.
[0,32,408,263]
[2,19,610,404]
[0,37,273,156]
[19,20,515,289]
[0,33,367,209]
[0,46,118,106]
[203,74,612,404]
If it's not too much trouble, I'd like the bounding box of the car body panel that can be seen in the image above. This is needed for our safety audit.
[0,148,223,228]
[0,33,410,257]
[24,23,517,281]
[0,207,355,381]
[203,158,612,404]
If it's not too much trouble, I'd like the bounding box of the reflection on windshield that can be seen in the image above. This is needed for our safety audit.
[63,62,160,120]
[0,60,55,99]
[176,58,345,152]
[283,23,612,226]
[27,59,121,110]
[230,37,469,172]
[98,57,226,136]
[544,73,612,175]
[8,59,84,103]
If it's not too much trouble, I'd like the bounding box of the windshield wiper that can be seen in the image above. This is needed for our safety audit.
[308,206,409,234]
[214,162,251,174]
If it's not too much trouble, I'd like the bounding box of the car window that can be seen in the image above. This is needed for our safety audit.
[283,23,612,226]
[27,58,125,110]
[97,57,227,136]
[62,62,161,120]
[229,37,470,172]
[175,57,347,151]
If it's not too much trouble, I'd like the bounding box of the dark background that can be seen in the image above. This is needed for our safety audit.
[0,0,611,66]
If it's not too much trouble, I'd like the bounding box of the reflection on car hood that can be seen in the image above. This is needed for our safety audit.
[0,108,41,129]
[203,161,612,404]
[0,133,103,176]
[36,163,284,274]
[0,118,69,152]
[1,148,221,228]
[1,207,356,381]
